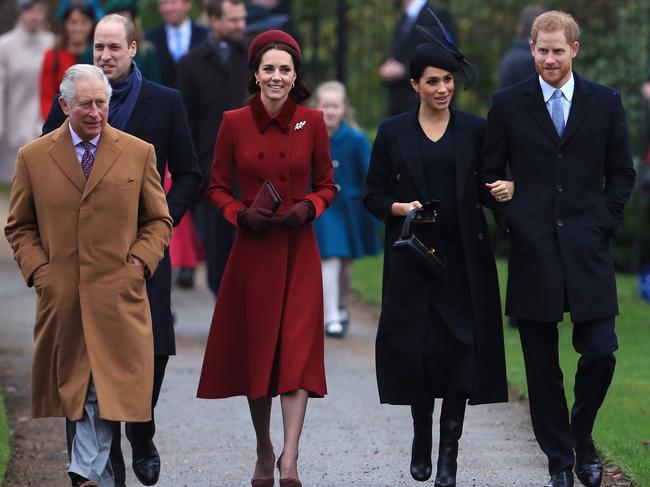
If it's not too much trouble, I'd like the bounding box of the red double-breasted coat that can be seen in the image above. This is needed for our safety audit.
[197,96,337,399]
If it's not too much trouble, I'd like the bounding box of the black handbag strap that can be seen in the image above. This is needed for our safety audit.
[399,209,418,239]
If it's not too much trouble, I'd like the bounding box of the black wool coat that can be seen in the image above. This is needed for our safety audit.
[480,73,636,323]
[364,108,508,406]
[43,79,202,356]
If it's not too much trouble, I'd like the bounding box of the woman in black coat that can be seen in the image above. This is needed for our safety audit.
[364,38,511,486]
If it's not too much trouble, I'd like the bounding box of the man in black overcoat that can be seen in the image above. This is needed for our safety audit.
[379,0,456,116]
[43,14,201,487]
[176,0,248,296]
[480,11,635,487]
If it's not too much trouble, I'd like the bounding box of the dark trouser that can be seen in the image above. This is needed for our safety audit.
[67,355,169,484]
[193,201,233,296]
[517,317,617,475]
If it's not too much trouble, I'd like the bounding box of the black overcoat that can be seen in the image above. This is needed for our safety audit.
[480,73,636,323]
[43,79,202,356]
[364,108,508,406]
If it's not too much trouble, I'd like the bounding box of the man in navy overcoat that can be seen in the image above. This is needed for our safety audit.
[481,10,635,487]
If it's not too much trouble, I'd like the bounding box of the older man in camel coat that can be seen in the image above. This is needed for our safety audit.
[5,64,172,487]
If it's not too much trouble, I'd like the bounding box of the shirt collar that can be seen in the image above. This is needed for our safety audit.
[405,0,427,19]
[539,73,575,103]
[165,18,191,36]
[250,95,298,134]
[69,124,101,147]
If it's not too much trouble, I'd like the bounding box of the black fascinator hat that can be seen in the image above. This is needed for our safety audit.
[411,7,478,90]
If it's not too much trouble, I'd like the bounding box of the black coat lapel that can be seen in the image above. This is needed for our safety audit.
[453,110,473,200]
[523,76,560,144]
[396,108,429,200]
[560,73,592,146]
[124,83,153,134]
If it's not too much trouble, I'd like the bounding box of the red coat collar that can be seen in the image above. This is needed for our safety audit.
[250,95,298,134]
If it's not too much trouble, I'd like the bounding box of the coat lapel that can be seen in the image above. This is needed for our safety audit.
[47,120,86,194]
[453,110,473,200]
[523,75,560,144]
[559,73,592,147]
[124,84,152,134]
[396,108,429,200]
[82,124,121,200]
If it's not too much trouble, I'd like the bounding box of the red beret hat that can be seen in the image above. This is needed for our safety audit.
[248,29,301,64]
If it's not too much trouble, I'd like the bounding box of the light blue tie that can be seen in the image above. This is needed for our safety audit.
[171,29,183,62]
[550,89,565,137]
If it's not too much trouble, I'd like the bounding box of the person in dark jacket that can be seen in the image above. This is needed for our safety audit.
[43,14,202,487]
[176,0,248,296]
[365,32,510,486]
[379,0,456,116]
[497,4,546,89]
[145,0,207,88]
[481,11,636,487]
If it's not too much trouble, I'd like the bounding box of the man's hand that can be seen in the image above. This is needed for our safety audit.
[379,58,406,83]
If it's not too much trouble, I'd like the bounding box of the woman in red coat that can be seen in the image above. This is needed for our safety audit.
[197,30,337,487]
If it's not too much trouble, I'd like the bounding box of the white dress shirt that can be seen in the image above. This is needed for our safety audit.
[539,73,574,124]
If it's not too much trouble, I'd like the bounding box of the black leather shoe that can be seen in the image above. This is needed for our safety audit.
[132,439,160,486]
[69,472,98,486]
[575,438,603,487]
[410,405,433,481]
[434,441,458,487]
[545,469,574,487]
[176,267,195,289]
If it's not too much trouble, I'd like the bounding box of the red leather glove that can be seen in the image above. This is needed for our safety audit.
[279,200,315,228]
[237,207,277,234]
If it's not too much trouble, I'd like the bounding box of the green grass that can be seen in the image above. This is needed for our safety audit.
[351,255,650,486]
[0,393,9,484]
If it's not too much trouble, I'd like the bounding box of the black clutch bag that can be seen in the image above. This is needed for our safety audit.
[393,201,447,279]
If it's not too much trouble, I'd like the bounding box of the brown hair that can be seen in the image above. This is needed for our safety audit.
[98,13,136,46]
[247,43,311,104]
[531,10,580,44]
[207,0,244,18]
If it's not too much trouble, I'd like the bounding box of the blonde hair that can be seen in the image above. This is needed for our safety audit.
[531,10,580,44]
[314,80,360,130]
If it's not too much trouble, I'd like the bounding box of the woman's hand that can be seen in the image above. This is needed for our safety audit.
[390,200,422,216]
[485,180,514,203]
[237,207,277,234]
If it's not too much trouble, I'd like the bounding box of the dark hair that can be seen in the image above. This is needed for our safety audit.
[517,4,546,38]
[247,42,311,104]
[58,1,95,50]
[207,0,244,18]
[409,59,429,82]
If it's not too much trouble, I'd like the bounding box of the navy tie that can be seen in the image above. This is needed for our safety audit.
[550,89,565,137]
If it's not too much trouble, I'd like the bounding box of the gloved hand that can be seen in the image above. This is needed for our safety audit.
[237,207,277,234]
[279,200,315,228]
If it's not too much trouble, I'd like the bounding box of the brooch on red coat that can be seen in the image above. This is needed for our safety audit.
[294,121,306,131]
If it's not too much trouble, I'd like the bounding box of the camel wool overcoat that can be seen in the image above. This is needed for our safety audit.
[5,121,173,422]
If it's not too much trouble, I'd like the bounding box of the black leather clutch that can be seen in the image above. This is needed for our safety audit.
[393,202,447,279]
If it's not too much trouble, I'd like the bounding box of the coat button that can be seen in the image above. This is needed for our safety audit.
[279,151,286,158]
[280,175,286,182]
[332,159,340,168]
[476,203,481,210]
[335,184,342,191]
[556,184,564,193]
[258,152,265,159]
[478,232,485,240]
[557,152,564,159]
[396,173,401,181]
[557,219,564,227]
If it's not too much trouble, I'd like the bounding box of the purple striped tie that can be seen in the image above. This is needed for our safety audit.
[81,141,95,179]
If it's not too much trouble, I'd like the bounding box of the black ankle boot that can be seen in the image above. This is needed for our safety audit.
[410,403,434,481]
[434,395,466,487]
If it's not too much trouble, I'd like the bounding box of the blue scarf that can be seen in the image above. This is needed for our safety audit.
[108,62,142,130]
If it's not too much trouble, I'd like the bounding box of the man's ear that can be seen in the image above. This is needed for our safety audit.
[59,96,70,116]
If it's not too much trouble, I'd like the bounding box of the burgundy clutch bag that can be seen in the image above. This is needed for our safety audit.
[250,180,282,213]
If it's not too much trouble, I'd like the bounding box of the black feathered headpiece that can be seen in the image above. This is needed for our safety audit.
[414,7,478,90]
